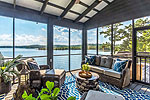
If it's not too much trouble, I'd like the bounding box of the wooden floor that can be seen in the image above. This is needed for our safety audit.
[126,82,150,95]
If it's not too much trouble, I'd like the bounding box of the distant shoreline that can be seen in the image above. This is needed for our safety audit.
[0,44,111,51]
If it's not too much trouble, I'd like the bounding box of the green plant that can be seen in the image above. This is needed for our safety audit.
[0,55,22,83]
[82,63,90,72]
[22,81,76,100]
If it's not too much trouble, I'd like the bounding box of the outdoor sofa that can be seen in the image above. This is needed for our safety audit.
[82,55,132,89]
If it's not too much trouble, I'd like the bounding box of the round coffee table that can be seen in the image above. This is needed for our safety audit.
[75,71,99,92]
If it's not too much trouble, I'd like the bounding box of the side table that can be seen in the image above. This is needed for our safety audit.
[75,71,99,92]
[41,69,66,88]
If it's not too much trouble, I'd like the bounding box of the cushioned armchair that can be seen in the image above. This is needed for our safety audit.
[82,56,132,89]
[16,58,51,89]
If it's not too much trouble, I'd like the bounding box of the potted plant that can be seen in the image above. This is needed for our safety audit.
[22,81,76,100]
[0,55,22,94]
[79,63,92,78]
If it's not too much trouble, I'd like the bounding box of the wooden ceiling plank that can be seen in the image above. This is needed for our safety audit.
[60,0,76,18]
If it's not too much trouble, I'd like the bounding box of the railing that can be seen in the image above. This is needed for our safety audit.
[136,55,150,84]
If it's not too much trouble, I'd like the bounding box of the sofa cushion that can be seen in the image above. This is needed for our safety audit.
[27,61,40,70]
[95,56,101,66]
[85,56,96,65]
[85,90,124,100]
[0,52,4,66]
[100,57,113,68]
[105,69,122,79]
[113,59,128,72]
[89,65,109,74]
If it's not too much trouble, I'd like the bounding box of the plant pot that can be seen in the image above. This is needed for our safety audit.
[0,81,11,94]
[79,71,92,78]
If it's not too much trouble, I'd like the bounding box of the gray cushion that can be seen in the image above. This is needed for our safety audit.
[100,57,106,67]
[0,52,4,66]
[105,69,122,79]
[89,65,109,74]
[85,90,124,100]
[100,57,113,68]
[105,57,113,68]
[95,56,101,66]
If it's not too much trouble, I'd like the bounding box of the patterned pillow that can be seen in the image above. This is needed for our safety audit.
[27,61,40,70]
[85,56,96,65]
[113,59,128,72]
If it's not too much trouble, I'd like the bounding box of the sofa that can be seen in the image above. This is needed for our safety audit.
[82,56,132,89]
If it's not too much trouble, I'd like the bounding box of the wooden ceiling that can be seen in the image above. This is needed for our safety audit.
[0,0,114,23]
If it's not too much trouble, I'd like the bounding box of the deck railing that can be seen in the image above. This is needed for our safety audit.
[136,55,150,84]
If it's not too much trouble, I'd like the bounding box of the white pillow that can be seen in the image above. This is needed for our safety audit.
[85,90,124,100]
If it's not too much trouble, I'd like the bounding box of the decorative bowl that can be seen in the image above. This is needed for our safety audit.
[79,71,92,78]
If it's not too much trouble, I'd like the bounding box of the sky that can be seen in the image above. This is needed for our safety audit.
[0,16,47,46]
[54,25,82,45]
[0,15,149,46]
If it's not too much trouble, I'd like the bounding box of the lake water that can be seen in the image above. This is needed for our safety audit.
[0,48,110,71]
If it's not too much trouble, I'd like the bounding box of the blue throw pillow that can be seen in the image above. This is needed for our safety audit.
[113,59,128,72]
[85,56,96,65]
[27,61,40,70]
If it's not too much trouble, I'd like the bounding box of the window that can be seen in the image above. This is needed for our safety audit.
[87,28,97,55]
[15,19,47,65]
[113,20,132,56]
[53,25,69,71]
[0,16,13,58]
[70,29,82,70]
[98,25,111,55]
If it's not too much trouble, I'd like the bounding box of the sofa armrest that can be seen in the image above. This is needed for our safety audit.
[39,65,50,70]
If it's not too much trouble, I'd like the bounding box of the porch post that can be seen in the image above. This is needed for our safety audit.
[82,25,87,60]
[111,24,113,56]
[132,19,136,82]
[47,18,54,69]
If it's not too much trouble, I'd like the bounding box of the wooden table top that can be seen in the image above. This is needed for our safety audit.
[40,69,65,76]
[75,71,99,81]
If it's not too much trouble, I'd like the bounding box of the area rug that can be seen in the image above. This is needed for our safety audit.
[0,94,5,100]
[58,75,150,100]
[1,75,150,100]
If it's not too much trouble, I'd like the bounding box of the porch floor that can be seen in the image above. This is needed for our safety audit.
[126,82,150,96]
[1,70,150,100]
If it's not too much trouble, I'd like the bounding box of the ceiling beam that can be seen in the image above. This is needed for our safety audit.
[103,0,111,4]
[40,0,49,15]
[35,0,90,19]
[74,0,101,22]
[60,0,76,18]
[13,0,16,8]
[79,1,99,12]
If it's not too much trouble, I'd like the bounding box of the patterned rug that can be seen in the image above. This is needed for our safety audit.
[0,94,5,100]
[1,75,150,100]
[58,75,150,100]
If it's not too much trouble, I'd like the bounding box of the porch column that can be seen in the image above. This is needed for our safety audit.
[132,19,136,82]
[47,18,54,69]
[82,25,87,60]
